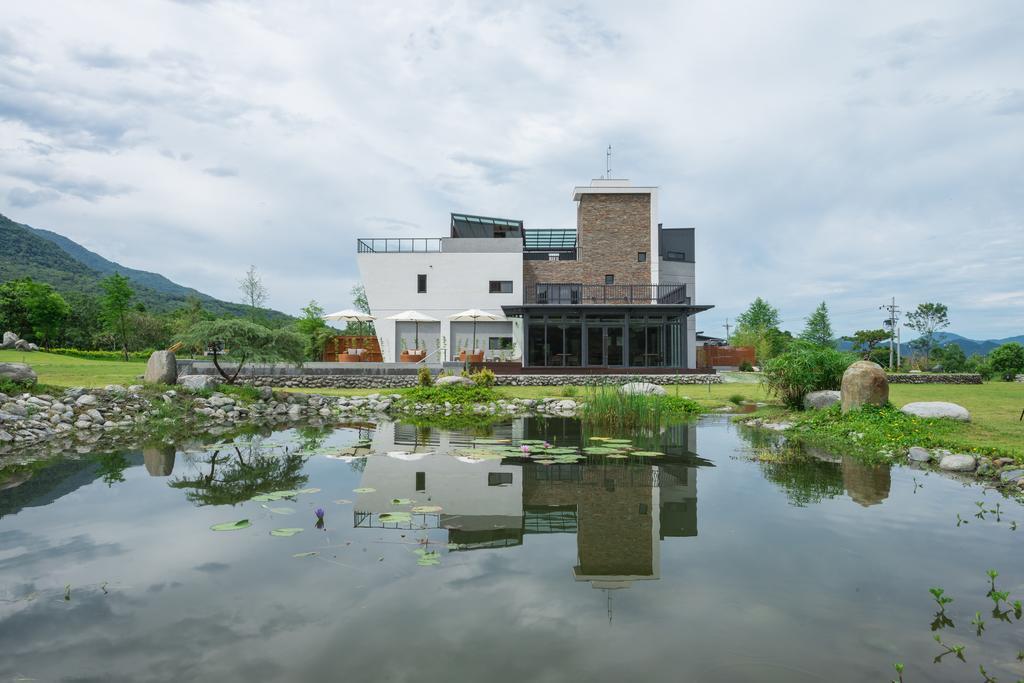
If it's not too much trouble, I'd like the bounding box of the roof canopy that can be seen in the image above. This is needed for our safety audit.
[450,213,523,239]
[524,228,576,250]
[386,310,439,322]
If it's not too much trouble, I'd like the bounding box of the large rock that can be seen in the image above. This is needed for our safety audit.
[619,382,667,396]
[1,332,19,349]
[900,401,970,422]
[13,339,32,351]
[840,361,889,414]
[143,445,176,477]
[435,375,475,387]
[178,374,222,391]
[0,362,37,385]
[804,390,840,410]
[144,351,177,385]
[907,446,932,462]
[938,454,976,472]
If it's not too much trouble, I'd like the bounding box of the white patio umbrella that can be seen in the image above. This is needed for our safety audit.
[448,308,505,357]
[323,309,375,322]
[386,310,438,350]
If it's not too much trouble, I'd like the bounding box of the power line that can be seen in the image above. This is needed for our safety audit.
[880,297,901,370]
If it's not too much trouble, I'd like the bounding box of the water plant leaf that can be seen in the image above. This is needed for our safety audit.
[536,459,557,465]
[589,437,611,441]
[414,548,441,566]
[632,451,664,457]
[353,487,376,493]
[391,498,414,505]
[333,498,353,505]
[270,528,304,537]
[292,551,319,558]
[268,507,296,515]
[296,487,321,495]
[211,519,252,531]
[379,512,412,523]
[412,505,443,513]
[606,454,628,459]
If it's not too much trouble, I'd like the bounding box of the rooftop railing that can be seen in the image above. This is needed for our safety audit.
[528,283,690,305]
[357,238,442,253]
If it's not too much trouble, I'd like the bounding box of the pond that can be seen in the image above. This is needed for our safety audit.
[1,416,1022,682]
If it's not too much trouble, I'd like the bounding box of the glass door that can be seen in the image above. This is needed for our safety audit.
[605,325,624,366]
[585,325,625,366]
[587,326,604,366]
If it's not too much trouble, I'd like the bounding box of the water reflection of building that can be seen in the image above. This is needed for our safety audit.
[354,419,706,589]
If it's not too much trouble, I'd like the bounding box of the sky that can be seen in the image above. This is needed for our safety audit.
[1,1,1022,339]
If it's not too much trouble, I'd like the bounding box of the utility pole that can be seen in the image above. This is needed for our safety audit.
[880,297,901,371]
[723,318,731,345]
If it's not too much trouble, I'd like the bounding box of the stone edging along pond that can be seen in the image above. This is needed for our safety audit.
[234,374,723,390]
[0,384,583,454]
[885,373,983,384]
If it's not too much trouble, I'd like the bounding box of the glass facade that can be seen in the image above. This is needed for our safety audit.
[524,310,686,367]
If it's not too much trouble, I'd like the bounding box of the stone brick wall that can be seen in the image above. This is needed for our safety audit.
[242,373,722,389]
[885,373,983,384]
[524,193,652,297]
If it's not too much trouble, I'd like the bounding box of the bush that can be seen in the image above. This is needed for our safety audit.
[470,368,496,387]
[989,342,1024,381]
[728,393,745,405]
[738,360,754,372]
[560,385,579,397]
[417,365,434,387]
[46,348,153,362]
[761,342,855,410]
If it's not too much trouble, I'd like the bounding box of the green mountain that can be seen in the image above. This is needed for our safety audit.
[0,213,289,320]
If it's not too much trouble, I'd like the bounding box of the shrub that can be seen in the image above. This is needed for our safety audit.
[46,348,153,362]
[470,368,496,387]
[580,386,701,432]
[761,341,854,410]
[989,342,1024,381]
[728,393,745,405]
[560,385,579,397]
[738,360,754,372]
[417,365,433,387]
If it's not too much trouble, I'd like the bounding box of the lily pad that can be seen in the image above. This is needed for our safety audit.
[270,528,304,537]
[412,505,443,513]
[210,519,251,531]
[268,507,296,515]
[606,454,629,459]
[391,498,414,505]
[414,548,441,566]
[292,551,319,558]
[535,459,557,465]
[589,436,611,441]
[379,512,412,523]
[333,498,353,505]
[353,487,376,493]
[632,450,664,457]
[296,487,321,495]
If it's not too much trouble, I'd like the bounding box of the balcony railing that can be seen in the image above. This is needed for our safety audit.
[528,283,690,305]
[357,238,442,253]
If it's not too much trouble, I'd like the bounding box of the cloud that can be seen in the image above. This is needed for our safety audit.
[7,167,134,202]
[7,186,61,207]
[69,45,138,70]
[202,166,239,177]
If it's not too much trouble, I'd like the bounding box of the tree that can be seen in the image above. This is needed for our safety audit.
[0,278,70,349]
[799,301,834,348]
[736,297,781,331]
[933,343,967,372]
[989,342,1024,381]
[345,283,375,335]
[239,265,268,321]
[0,279,33,339]
[62,291,104,349]
[294,299,334,360]
[732,297,786,361]
[100,274,135,360]
[170,439,308,506]
[176,318,305,383]
[905,303,950,362]
[846,329,889,358]
[169,295,214,336]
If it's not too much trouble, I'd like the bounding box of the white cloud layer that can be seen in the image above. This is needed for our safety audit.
[0,1,1021,337]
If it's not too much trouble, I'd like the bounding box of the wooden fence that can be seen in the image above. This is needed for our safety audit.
[696,345,756,368]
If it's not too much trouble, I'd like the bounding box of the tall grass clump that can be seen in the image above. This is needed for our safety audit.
[579,386,701,432]
[761,341,855,409]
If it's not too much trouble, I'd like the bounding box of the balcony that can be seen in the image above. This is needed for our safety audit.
[528,283,690,305]
[357,238,442,253]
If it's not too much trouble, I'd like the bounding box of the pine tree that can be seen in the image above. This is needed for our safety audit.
[800,301,834,348]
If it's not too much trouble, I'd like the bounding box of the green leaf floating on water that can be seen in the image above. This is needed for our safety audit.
[391,498,414,505]
[292,551,319,558]
[632,451,664,457]
[296,487,321,495]
[535,459,556,465]
[268,507,295,515]
[606,454,629,459]
[379,512,412,523]
[412,505,443,513]
[270,528,304,537]
[333,498,353,505]
[211,519,251,531]
[414,548,441,566]
[353,487,376,493]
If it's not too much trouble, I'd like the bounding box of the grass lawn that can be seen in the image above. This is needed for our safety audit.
[0,349,145,388]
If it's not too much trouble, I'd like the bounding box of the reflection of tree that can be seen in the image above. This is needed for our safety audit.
[97,452,130,486]
[295,425,331,452]
[759,457,844,507]
[169,440,308,506]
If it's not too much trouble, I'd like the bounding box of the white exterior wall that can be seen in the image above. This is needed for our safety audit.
[659,259,698,367]
[357,240,523,361]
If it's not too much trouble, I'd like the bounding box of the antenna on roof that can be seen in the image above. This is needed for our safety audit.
[605,145,612,178]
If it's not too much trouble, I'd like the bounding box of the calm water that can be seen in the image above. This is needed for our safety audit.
[1,416,1022,682]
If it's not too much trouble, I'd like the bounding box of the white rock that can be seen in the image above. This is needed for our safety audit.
[434,375,475,387]
[900,402,970,421]
[907,446,932,462]
[619,382,667,396]
[804,390,841,410]
[75,394,98,407]
[938,454,976,471]
[178,375,222,391]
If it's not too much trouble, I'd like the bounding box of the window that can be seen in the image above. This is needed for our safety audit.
[488,472,513,486]
[417,274,427,293]
[488,336,514,351]
[639,503,648,515]
[638,251,647,262]
[488,280,513,294]
[548,253,559,261]
[665,250,687,262]
[604,274,615,285]
[415,472,426,491]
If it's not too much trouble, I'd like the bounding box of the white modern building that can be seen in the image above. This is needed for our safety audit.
[356,179,713,369]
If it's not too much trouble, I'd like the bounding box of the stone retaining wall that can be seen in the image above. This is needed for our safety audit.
[244,373,723,389]
[885,373,983,384]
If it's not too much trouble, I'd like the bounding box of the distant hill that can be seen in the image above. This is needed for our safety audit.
[0,213,290,321]
[839,331,1024,356]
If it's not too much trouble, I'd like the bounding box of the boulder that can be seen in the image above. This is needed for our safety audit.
[435,375,475,387]
[938,454,976,472]
[900,401,970,422]
[75,394,98,407]
[619,382,667,396]
[144,350,177,385]
[178,375,222,391]
[2,331,19,348]
[804,390,840,410]
[143,445,176,477]
[0,362,37,386]
[13,339,32,351]
[999,469,1024,484]
[840,361,889,414]
[907,446,932,463]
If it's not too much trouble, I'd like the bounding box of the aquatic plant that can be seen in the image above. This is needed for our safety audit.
[889,662,903,683]
[971,611,985,635]
[932,634,966,663]
[579,387,700,432]
[759,341,853,409]
[929,587,954,609]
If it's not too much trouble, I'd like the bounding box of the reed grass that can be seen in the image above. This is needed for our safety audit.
[578,386,701,432]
